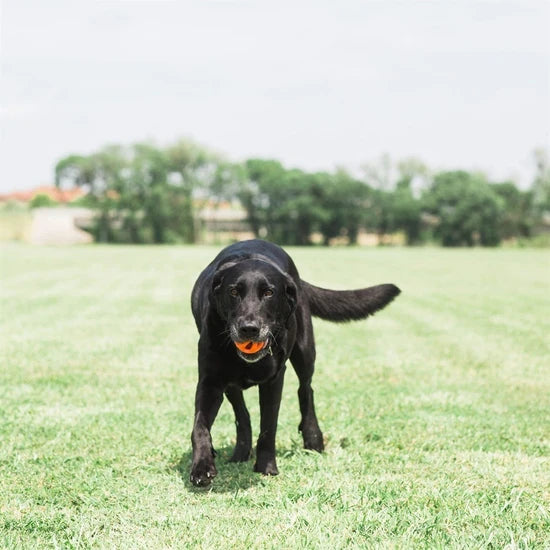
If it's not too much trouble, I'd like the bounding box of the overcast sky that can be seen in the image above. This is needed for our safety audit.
[1,0,549,192]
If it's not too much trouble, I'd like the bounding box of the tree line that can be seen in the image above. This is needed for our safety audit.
[55,140,550,246]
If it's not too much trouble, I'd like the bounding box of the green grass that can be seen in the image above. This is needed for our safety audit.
[1,244,549,549]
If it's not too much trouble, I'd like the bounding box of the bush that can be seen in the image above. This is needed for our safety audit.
[30,194,58,208]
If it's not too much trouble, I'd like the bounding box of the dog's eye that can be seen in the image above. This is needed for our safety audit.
[263,289,274,298]
[229,288,238,297]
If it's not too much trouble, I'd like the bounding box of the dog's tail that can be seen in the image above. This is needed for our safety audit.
[300,280,400,322]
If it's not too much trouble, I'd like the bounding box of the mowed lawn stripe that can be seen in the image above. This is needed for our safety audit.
[1,244,549,549]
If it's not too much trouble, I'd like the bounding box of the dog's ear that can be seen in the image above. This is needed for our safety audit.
[212,270,224,294]
[211,261,237,295]
[284,276,297,318]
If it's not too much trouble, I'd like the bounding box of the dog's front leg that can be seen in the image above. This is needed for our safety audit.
[254,367,286,476]
[190,380,223,487]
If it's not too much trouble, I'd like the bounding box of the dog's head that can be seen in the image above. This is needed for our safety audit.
[211,258,297,363]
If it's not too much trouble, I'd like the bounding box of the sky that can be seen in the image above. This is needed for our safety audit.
[1,0,549,192]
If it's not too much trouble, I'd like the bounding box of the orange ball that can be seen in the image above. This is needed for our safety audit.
[235,341,266,354]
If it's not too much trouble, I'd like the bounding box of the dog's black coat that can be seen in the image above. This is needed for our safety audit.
[190,239,400,486]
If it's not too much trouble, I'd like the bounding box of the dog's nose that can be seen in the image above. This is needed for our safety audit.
[238,322,260,340]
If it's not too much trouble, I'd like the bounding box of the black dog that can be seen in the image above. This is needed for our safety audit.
[190,239,400,486]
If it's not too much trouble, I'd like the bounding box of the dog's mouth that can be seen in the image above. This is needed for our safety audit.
[233,338,271,363]
[235,340,267,354]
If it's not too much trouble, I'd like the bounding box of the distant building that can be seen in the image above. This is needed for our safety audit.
[0,186,91,244]
[197,201,253,244]
[0,185,86,204]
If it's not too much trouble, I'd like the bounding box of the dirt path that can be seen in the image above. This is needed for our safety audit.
[29,207,93,245]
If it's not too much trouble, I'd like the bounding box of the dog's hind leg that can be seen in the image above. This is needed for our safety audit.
[290,327,324,452]
[225,385,252,462]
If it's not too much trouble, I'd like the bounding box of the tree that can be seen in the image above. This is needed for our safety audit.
[241,161,342,245]
[55,147,128,242]
[424,171,504,246]
[165,139,220,243]
[361,153,395,191]
[201,162,247,241]
[318,171,372,245]
[397,158,431,197]
[239,159,287,240]
[491,181,533,239]
[55,139,216,243]
[275,170,327,245]
[531,149,550,229]
[391,184,422,245]
[361,155,427,245]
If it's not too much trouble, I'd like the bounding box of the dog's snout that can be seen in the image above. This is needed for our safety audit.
[238,322,260,340]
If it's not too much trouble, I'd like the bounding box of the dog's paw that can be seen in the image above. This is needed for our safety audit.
[299,422,325,452]
[190,458,217,487]
[228,445,252,463]
[254,455,279,476]
[303,432,325,452]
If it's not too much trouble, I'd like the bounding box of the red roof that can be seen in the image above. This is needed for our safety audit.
[0,186,86,203]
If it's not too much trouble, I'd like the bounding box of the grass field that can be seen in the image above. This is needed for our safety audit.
[1,244,549,549]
